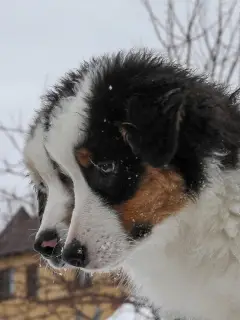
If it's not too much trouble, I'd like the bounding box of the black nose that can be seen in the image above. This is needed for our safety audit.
[34,229,59,258]
[62,239,88,268]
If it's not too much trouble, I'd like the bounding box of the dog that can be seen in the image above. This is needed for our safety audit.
[24,49,240,319]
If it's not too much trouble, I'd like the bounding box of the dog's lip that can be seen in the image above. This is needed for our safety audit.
[81,256,126,273]
[82,242,138,272]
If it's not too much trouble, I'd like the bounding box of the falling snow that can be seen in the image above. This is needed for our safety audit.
[109,85,113,90]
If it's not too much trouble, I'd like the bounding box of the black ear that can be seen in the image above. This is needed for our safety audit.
[121,89,185,167]
[119,122,141,155]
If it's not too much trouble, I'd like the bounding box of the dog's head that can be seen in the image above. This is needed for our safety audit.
[24,50,240,271]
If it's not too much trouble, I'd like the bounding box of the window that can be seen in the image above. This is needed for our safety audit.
[26,264,38,298]
[0,268,15,300]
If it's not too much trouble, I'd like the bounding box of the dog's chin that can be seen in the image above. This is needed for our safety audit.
[82,250,134,274]
[82,240,145,273]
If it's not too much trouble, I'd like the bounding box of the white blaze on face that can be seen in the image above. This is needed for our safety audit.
[23,124,71,239]
[44,75,91,211]
[44,74,129,270]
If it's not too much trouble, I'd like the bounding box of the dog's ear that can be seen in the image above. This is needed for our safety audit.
[119,122,141,156]
[119,89,185,167]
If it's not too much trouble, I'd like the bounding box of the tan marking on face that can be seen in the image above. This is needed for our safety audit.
[76,148,92,168]
[115,166,187,231]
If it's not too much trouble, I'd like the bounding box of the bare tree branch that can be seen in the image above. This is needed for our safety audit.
[142,0,240,86]
[141,0,168,48]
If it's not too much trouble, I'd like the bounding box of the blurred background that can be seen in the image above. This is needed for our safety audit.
[0,0,239,319]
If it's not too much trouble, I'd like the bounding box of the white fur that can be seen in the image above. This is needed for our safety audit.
[24,124,70,240]
[65,191,130,271]
[122,161,240,320]
[24,73,93,238]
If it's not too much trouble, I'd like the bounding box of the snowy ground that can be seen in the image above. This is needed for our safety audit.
[108,303,155,320]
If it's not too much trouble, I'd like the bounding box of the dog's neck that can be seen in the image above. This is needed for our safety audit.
[123,158,240,320]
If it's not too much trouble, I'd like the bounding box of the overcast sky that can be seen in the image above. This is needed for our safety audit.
[0,0,169,218]
[1,0,167,125]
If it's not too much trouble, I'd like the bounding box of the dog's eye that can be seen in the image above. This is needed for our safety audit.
[96,161,117,174]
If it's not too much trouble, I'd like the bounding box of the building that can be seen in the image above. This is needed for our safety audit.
[0,208,126,320]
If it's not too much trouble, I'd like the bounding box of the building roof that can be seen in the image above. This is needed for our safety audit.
[0,207,39,257]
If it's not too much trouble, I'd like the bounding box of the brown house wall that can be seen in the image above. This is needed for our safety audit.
[0,253,123,320]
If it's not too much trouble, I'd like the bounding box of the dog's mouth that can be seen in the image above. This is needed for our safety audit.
[42,236,141,272]
[80,242,140,273]
[44,254,119,272]
[44,249,126,272]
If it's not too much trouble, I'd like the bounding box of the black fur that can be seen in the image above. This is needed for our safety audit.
[30,49,240,213]
[130,223,153,240]
[77,50,240,203]
[37,186,47,222]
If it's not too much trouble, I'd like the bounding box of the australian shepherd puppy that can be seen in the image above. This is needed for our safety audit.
[24,49,240,320]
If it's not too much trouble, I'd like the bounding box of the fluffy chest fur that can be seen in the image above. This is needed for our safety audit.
[124,163,240,320]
